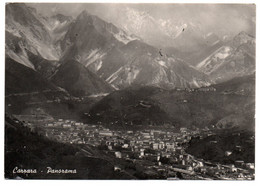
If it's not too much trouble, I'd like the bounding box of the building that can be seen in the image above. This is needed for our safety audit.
[180,127,187,133]
[46,123,54,127]
[62,123,71,128]
[142,132,151,139]
[75,122,83,126]
[176,147,184,154]
[196,161,204,167]
[114,165,121,171]
[225,151,232,156]
[152,143,159,150]
[245,163,255,169]
[140,149,145,157]
[159,142,165,149]
[99,131,113,136]
[235,160,244,167]
[130,140,135,147]
[166,143,175,150]
[122,144,129,148]
[108,145,113,150]
[115,151,122,158]
[186,166,193,171]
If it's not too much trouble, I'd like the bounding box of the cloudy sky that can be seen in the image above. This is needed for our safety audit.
[28,3,256,37]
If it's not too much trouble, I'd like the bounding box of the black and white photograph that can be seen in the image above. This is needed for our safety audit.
[3,1,256,180]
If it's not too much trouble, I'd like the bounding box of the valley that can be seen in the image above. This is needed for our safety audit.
[4,3,255,180]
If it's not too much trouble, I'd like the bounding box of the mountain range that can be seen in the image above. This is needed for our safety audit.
[60,10,212,90]
[87,74,255,130]
[5,3,255,130]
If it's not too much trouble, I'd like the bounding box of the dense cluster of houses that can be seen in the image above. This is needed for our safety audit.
[17,116,254,180]
[176,87,216,92]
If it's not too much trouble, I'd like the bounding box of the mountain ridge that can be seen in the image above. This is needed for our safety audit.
[196,31,255,83]
[87,74,254,130]
[5,3,255,98]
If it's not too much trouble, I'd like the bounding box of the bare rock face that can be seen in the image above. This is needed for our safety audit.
[196,31,255,83]
[5,4,254,96]
[5,4,64,65]
[60,11,211,90]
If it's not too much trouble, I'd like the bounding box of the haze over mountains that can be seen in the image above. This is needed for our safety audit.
[29,3,255,65]
[5,3,255,130]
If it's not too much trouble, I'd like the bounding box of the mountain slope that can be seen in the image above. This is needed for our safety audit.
[5,5,213,92]
[49,14,73,44]
[51,59,113,96]
[111,7,174,48]
[88,86,172,126]
[60,10,139,66]
[5,57,58,94]
[87,75,254,130]
[196,31,255,82]
[165,36,224,67]
[5,57,71,116]
[104,7,224,67]
[59,10,211,90]
[5,114,134,179]
[186,129,255,165]
[96,40,211,89]
[5,3,73,81]
[152,74,255,130]
[5,3,62,64]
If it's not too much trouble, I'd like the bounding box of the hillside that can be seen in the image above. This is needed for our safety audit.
[186,129,255,164]
[51,59,113,96]
[87,75,255,130]
[165,39,224,67]
[5,3,62,67]
[152,75,255,130]
[196,32,255,83]
[59,10,136,64]
[88,86,172,126]
[5,57,74,117]
[95,40,211,90]
[212,74,255,96]
[5,57,58,94]
[5,114,134,179]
